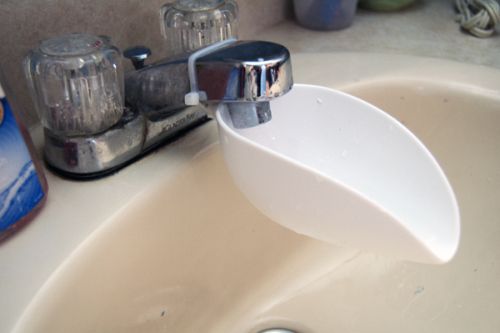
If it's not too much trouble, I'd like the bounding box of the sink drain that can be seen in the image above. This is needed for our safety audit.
[258,329,297,333]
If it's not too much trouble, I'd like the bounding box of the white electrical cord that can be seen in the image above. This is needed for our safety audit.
[184,37,238,106]
[455,0,500,37]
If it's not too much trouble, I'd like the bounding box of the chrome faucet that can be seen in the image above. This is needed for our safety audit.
[43,40,293,178]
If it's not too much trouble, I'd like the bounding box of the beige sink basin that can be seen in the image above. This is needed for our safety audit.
[12,54,500,333]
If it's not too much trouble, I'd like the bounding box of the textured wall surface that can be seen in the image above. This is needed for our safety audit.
[0,0,291,127]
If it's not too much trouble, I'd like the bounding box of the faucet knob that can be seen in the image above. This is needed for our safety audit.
[123,46,151,69]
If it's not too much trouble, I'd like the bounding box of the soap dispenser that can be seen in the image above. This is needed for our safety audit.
[0,81,48,242]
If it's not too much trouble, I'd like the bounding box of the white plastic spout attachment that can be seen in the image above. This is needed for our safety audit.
[215,84,460,264]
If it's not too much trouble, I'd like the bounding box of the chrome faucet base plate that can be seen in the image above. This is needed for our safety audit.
[44,107,209,180]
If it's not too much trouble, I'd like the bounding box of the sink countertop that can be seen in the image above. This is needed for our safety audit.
[0,124,220,333]
[256,0,500,69]
[2,1,500,332]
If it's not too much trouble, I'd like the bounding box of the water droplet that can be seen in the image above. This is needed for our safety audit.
[316,98,323,105]
[414,286,425,295]
[341,150,348,158]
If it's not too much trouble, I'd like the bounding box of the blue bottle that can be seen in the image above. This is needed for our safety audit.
[0,82,47,242]
[293,0,359,30]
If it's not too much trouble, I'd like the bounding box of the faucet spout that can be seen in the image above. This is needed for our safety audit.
[225,101,272,128]
[197,41,293,102]
[125,41,293,125]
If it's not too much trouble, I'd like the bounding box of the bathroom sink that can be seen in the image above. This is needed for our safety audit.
[11,53,500,332]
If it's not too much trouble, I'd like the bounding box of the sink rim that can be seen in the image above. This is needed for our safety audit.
[4,52,500,333]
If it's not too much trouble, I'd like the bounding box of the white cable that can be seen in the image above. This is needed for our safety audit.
[184,37,238,106]
[455,0,500,37]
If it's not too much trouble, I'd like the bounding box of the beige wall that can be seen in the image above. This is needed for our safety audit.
[0,0,291,127]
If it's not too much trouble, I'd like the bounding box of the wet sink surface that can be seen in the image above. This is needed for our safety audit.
[13,54,500,332]
[13,143,358,333]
